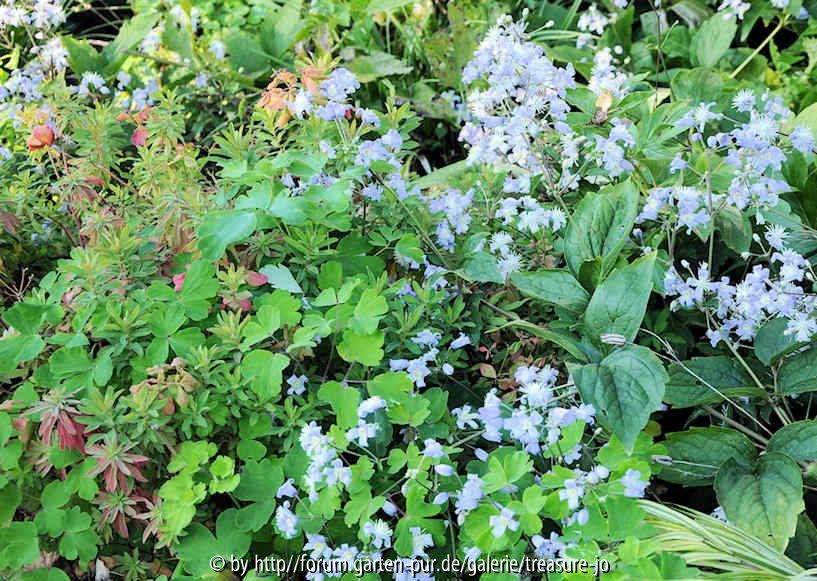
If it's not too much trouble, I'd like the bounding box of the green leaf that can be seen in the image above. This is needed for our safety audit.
[0,334,44,374]
[337,329,384,367]
[460,503,518,553]
[715,206,752,253]
[603,5,634,53]
[148,305,187,337]
[48,346,92,377]
[571,345,667,451]
[767,420,817,462]
[257,290,302,327]
[0,484,21,525]
[62,506,92,533]
[162,15,193,61]
[169,327,205,357]
[258,264,303,294]
[366,0,416,14]
[58,508,98,564]
[715,453,804,551]
[179,261,219,320]
[92,348,113,387]
[482,451,533,494]
[241,305,282,349]
[395,233,424,265]
[236,439,266,461]
[388,396,430,427]
[460,251,504,284]
[367,372,412,403]
[345,486,384,527]
[690,14,737,68]
[564,180,639,277]
[755,318,804,366]
[269,192,309,224]
[103,12,160,62]
[794,101,817,140]
[347,50,412,82]
[317,381,361,430]
[663,356,761,407]
[209,456,240,494]
[2,303,61,335]
[394,483,444,554]
[669,0,711,27]
[177,510,251,576]
[787,513,817,569]
[20,568,71,581]
[412,160,469,190]
[367,372,430,426]
[670,67,724,103]
[35,507,66,537]
[349,288,388,335]
[236,459,283,502]
[41,480,71,509]
[259,0,303,58]
[49,447,81,469]
[240,350,289,401]
[158,473,208,541]
[235,499,275,533]
[226,32,270,76]
[778,348,817,395]
[661,427,756,486]
[510,269,589,315]
[198,210,257,261]
[0,412,10,446]
[234,459,281,532]
[0,522,39,570]
[66,459,99,501]
[504,319,588,363]
[168,441,217,474]
[584,252,656,342]
[61,37,105,76]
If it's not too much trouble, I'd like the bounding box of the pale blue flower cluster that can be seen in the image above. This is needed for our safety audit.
[465,365,593,455]
[651,91,817,346]
[0,0,64,31]
[300,421,352,505]
[459,15,576,183]
[0,1,69,114]
[665,246,815,345]
[640,92,812,234]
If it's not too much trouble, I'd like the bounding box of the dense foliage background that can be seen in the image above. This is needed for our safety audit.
[2,0,817,579]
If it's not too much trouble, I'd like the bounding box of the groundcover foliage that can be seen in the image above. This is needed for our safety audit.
[3,0,817,579]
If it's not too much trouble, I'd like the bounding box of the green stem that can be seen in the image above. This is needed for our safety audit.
[729,16,788,80]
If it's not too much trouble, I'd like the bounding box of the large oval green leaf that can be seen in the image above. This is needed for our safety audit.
[661,427,756,486]
[689,13,736,69]
[755,318,804,366]
[563,179,639,276]
[584,252,656,342]
[571,344,667,451]
[767,420,817,462]
[715,452,804,551]
[663,356,762,408]
[511,269,589,315]
[779,348,817,395]
[197,210,257,261]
